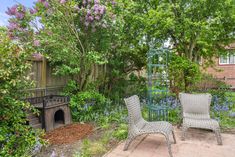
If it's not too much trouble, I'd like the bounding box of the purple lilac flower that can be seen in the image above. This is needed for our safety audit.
[88,16,94,22]
[93,5,99,14]
[94,0,100,4]
[43,1,49,8]
[38,0,46,2]
[7,22,19,30]
[112,0,117,6]
[32,53,43,60]
[60,0,67,4]
[87,9,91,16]
[95,16,100,20]
[33,40,40,47]
[99,6,106,15]
[6,5,18,16]
[30,8,37,14]
[15,12,25,19]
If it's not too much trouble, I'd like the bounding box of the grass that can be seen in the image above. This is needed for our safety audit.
[74,126,126,157]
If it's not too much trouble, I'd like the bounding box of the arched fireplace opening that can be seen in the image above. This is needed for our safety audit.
[54,109,65,127]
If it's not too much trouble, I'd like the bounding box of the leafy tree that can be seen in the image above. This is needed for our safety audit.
[141,0,235,62]
[120,0,235,91]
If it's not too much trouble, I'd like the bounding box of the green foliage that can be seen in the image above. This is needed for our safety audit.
[169,54,201,92]
[0,30,44,157]
[79,131,113,157]
[76,106,128,156]
[168,108,182,124]
[112,123,128,140]
[97,106,127,129]
[215,112,235,129]
[124,0,235,62]
[70,91,107,122]
[63,80,80,95]
[106,74,147,103]
[192,73,229,91]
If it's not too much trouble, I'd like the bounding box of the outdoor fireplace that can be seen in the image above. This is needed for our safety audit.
[26,95,72,131]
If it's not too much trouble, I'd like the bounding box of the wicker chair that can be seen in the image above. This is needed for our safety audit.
[179,93,222,145]
[124,95,176,157]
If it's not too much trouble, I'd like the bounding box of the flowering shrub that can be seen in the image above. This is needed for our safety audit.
[156,95,181,124]
[5,0,117,91]
[210,94,235,128]
[0,29,44,157]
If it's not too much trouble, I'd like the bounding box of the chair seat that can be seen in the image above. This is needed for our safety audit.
[184,113,210,119]
[139,121,173,135]
[183,117,220,130]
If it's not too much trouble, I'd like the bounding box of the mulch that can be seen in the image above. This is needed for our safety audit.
[44,123,93,145]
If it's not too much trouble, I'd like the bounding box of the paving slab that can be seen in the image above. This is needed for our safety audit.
[104,127,235,157]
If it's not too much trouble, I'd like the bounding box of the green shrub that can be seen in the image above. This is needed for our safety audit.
[169,54,201,93]
[63,80,80,95]
[0,29,44,157]
[192,73,229,91]
[70,91,107,122]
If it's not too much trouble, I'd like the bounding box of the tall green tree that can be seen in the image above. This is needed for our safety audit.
[120,0,235,91]
[124,0,235,62]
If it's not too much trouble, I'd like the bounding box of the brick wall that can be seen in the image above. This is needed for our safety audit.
[205,62,235,89]
[205,43,235,88]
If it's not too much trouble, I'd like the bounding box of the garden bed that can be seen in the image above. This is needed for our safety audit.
[36,123,121,157]
[44,123,93,145]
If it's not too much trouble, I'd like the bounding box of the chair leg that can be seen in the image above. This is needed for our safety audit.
[172,131,176,144]
[123,137,134,151]
[214,129,222,145]
[181,126,188,141]
[164,134,173,157]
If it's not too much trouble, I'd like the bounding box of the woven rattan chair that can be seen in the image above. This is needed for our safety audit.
[179,93,222,145]
[124,95,176,157]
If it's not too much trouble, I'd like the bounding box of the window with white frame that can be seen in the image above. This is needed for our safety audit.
[219,54,235,65]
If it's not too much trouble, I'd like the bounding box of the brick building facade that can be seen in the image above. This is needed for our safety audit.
[205,43,235,88]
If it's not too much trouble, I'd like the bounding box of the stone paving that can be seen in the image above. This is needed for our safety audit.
[104,127,235,157]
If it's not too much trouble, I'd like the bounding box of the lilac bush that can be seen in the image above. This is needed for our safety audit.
[5,0,118,91]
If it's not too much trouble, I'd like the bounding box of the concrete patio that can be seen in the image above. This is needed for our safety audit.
[104,127,235,157]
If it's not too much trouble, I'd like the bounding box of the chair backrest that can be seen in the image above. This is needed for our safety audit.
[124,95,143,124]
[179,93,212,116]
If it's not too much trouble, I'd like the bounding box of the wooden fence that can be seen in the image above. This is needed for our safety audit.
[25,57,106,97]
[26,57,70,97]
